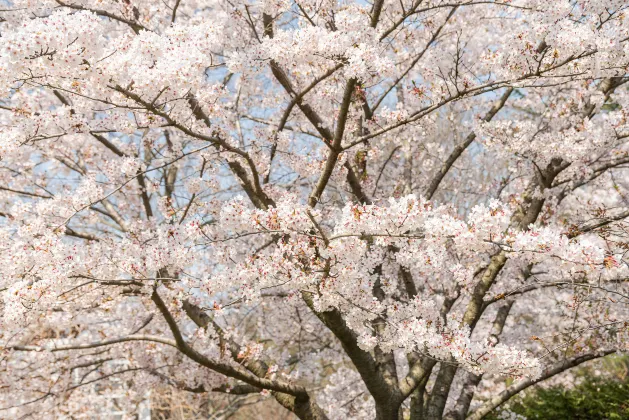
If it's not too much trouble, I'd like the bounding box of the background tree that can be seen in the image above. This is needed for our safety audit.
[0,0,629,419]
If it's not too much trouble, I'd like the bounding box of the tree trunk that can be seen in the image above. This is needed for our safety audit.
[375,402,401,420]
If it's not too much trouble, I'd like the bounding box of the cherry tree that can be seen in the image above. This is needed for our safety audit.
[0,0,628,418]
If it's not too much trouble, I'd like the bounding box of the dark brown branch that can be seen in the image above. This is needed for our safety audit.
[171,0,183,23]
[444,301,514,420]
[90,133,153,218]
[424,87,514,200]
[113,86,272,210]
[265,63,343,183]
[467,350,616,420]
[308,78,357,207]
[372,6,458,113]
[151,289,309,397]
[344,49,600,151]
[55,0,146,34]
[181,299,329,420]
[0,185,52,199]
[65,228,99,241]
[301,292,397,407]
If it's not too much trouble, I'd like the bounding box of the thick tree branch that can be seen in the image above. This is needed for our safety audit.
[181,299,329,420]
[55,0,146,34]
[301,292,397,407]
[467,350,616,420]
[150,289,309,397]
[424,87,514,200]
[308,78,357,207]
[445,301,514,420]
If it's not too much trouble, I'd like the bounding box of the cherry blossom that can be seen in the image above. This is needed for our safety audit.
[0,0,628,419]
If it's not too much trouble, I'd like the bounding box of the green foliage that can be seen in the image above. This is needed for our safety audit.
[487,356,629,420]
[601,102,622,112]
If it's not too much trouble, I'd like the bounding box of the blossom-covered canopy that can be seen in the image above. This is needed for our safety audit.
[0,0,628,419]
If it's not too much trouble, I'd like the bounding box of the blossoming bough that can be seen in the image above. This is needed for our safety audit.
[0,0,628,419]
